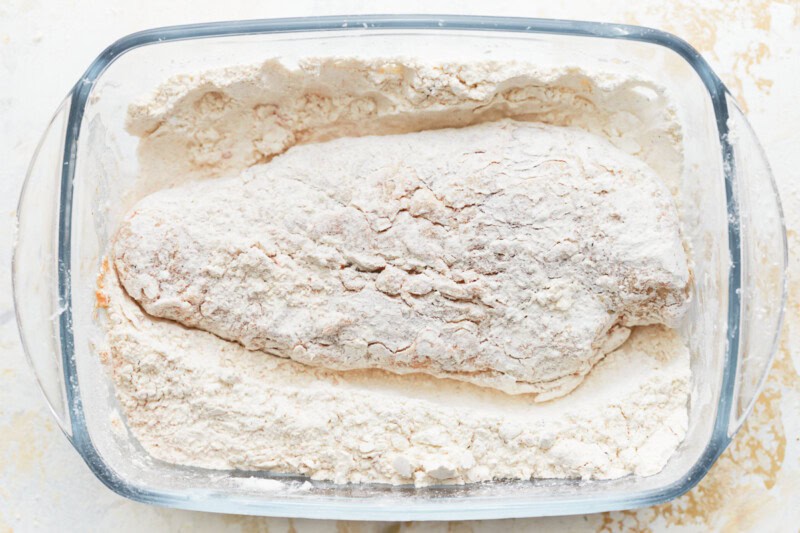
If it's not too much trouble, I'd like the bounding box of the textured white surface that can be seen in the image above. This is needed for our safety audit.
[1,0,798,531]
[106,259,691,484]
[115,120,689,397]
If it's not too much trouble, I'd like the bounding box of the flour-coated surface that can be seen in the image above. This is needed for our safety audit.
[103,53,695,487]
[105,261,690,485]
[114,120,690,399]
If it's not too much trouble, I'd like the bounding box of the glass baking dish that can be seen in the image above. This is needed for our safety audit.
[12,15,787,520]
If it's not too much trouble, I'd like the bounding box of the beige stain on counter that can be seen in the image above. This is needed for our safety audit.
[0,411,52,475]
[625,0,790,112]
[658,350,794,527]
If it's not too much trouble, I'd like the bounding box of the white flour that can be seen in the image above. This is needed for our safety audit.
[104,266,689,485]
[101,57,692,486]
[124,58,684,199]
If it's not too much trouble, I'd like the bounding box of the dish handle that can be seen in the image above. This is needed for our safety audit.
[12,97,74,438]
[726,94,788,437]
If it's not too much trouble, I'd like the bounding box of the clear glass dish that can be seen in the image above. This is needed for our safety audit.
[12,15,787,520]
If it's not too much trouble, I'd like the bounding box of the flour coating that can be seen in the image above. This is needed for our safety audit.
[102,57,693,486]
[105,263,690,486]
[114,120,689,398]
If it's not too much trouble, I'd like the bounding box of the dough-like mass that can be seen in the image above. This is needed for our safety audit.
[113,119,690,399]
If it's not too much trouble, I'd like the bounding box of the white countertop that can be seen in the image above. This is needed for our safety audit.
[1,1,798,531]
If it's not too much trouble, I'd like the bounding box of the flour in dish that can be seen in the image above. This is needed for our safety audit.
[99,57,692,486]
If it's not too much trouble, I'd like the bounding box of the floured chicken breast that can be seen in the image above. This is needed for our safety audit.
[113,119,690,399]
